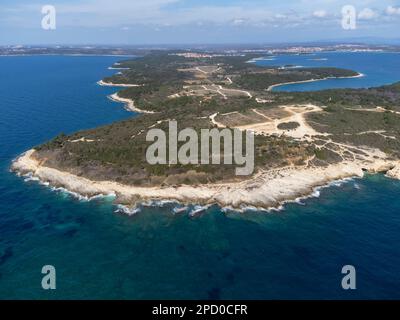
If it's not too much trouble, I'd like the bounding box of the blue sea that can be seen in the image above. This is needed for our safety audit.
[1,53,400,299]
[256,51,400,91]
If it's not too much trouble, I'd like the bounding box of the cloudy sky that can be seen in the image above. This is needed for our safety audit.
[1,0,400,45]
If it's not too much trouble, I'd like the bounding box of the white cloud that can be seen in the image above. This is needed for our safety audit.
[386,6,400,15]
[0,0,323,28]
[313,10,327,18]
[274,14,287,19]
[0,0,393,30]
[358,8,378,20]
[232,19,246,26]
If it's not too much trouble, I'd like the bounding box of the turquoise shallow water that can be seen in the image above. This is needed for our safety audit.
[1,55,400,299]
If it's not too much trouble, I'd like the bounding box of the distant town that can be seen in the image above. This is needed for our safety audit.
[1,43,399,57]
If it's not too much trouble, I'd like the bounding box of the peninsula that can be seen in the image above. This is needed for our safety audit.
[12,50,400,210]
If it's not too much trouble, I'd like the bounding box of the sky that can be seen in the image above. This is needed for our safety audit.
[1,0,400,45]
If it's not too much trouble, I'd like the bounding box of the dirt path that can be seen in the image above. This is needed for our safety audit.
[235,104,329,140]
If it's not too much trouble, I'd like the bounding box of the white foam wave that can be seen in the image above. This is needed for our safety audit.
[115,204,141,216]
[23,172,40,182]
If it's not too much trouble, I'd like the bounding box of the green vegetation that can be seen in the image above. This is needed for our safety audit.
[236,67,358,91]
[277,122,300,130]
[34,51,400,186]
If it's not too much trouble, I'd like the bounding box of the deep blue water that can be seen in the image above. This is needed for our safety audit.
[256,51,400,91]
[1,55,400,299]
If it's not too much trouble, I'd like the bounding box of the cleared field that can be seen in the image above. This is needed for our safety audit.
[215,105,328,140]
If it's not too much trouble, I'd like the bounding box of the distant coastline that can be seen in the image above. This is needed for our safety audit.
[267,72,365,91]
[0,54,135,57]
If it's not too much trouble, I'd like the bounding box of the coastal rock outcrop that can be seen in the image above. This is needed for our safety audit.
[386,162,400,180]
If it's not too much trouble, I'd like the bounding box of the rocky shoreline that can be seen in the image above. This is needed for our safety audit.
[107,93,155,114]
[11,149,400,212]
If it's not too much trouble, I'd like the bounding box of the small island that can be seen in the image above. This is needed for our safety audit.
[11,51,400,210]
